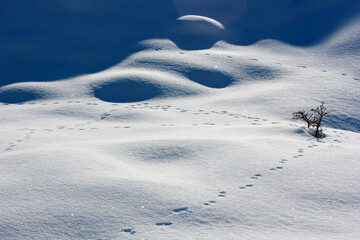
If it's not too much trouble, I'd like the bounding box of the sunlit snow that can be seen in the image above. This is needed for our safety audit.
[1,1,360,239]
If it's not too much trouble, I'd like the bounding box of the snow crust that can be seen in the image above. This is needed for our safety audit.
[1,1,360,240]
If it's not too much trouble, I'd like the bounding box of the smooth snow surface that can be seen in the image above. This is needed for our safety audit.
[1,1,360,240]
[170,15,226,50]
[176,15,225,32]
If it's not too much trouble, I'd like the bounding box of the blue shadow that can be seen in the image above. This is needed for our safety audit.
[0,0,178,87]
[226,0,360,46]
[1,0,360,87]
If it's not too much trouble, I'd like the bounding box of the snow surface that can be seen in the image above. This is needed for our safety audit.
[1,1,360,239]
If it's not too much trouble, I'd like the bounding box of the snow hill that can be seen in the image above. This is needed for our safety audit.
[1,1,360,239]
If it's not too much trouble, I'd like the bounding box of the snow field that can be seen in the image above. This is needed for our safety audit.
[1,12,360,240]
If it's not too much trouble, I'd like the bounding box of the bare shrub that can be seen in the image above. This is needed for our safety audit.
[293,102,328,138]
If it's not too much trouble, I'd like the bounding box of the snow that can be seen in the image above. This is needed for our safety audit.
[176,15,225,32]
[170,15,226,50]
[1,1,360,239]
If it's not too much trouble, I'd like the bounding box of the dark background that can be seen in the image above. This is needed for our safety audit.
[1,0,359,86]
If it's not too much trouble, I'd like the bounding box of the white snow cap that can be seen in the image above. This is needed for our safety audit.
[176,15,225,34]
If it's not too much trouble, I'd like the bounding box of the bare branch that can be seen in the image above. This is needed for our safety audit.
[293,102,328,138]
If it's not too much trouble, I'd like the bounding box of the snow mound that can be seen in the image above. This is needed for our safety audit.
[92,70,200,103]
[126,140,201,163]
[0,86,48,104]
[240,64,281,81]
[324,114,360,133]
[170,15,225,50]
[176,15,225,33]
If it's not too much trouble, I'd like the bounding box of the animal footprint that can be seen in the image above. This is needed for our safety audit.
[172,207,189,214]
[100,113,110,120]
[270,167,283,171]
[240,184,253,189]
[204,200,216,206]
[218,191,226,197]
[121,228,136,235]
[250,173,262,179]
[280,159,288,164]
[156,222,173,226]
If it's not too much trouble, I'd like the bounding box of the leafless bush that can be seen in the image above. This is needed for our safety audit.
[293,102,328,138]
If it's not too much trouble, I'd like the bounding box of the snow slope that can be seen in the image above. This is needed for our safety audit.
[1,1,360,239]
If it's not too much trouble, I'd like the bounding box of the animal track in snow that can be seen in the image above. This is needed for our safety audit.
[156,222,173,226]
[280,159,288,164]
[270,166,283,171]
[250,173,262,179]
[1,101,317,236]
[239,184,254,190]
[218,191,226,197]
[172,207,190,214]
[121,228,136,235]
[204,200,216,206]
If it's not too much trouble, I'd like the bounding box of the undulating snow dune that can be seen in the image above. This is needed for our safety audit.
[1,1,360,239]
